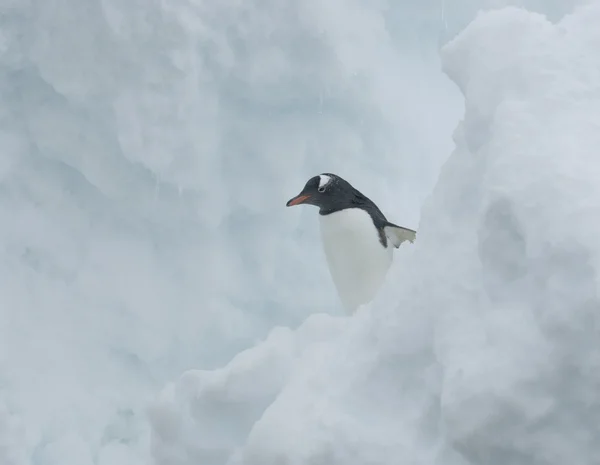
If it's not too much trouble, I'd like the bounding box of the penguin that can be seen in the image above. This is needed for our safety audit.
[286,173,416,314]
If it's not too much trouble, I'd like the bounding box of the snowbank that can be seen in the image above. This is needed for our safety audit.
[149,314,348,464]
[437,6,600,464]
[0,1,458,463]
[150,4,600,464]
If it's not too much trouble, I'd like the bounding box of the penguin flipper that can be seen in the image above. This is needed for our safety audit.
[383,222,416,248]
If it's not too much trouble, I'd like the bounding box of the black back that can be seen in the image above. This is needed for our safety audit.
[294,173,398,245]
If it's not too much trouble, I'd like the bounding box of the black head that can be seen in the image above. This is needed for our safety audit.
[286,173,383,217]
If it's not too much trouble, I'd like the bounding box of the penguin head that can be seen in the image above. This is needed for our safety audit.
[286,173,354,213]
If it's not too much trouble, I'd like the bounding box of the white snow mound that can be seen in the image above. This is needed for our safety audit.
[151,4,600,465]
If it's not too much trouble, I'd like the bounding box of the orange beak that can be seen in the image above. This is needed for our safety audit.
[286,194,311,207]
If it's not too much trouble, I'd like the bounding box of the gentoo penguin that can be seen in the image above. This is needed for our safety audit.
[286,173,416,314]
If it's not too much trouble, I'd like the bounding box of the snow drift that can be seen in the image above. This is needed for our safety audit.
[150,4,600,465]
[1,1,458,464]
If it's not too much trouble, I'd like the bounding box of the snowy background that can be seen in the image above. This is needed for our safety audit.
[1,0,598,464]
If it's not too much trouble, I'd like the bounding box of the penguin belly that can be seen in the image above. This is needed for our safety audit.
[318,208,393,313]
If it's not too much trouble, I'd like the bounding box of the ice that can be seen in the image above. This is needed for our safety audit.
[149,3,600,465]
[2,1,458,463]
[2,0,597,464]
[149,313,348,464]
[437,6,600,463]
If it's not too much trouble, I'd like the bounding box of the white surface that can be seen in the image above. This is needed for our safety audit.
[319,208,395,313]
[1,0,595,464]
[0,1,459,463]
[150,3,600,465]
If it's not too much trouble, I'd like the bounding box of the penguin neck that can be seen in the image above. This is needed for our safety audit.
[319,189,371,216]
[319,192,384,224]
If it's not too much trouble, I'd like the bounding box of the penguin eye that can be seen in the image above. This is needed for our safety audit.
[317,174,331,193]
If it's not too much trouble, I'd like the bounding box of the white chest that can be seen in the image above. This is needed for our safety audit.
[318,208,393,313]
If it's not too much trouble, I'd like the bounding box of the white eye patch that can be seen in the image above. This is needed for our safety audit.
[318,175,331,191]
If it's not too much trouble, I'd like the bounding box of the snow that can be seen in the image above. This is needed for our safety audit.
[1,0,598,464]
[150,3,600,465]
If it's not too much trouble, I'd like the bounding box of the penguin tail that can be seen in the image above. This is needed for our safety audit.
[383,222,416,248]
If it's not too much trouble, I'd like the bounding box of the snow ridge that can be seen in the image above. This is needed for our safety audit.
[150,4,600,465]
